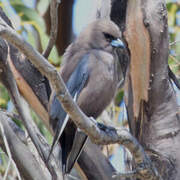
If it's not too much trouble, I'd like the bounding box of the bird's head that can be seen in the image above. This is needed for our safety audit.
[77,19,125,53]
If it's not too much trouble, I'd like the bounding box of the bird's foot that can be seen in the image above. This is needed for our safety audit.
[89,117,116,133]
[97,122,116,133]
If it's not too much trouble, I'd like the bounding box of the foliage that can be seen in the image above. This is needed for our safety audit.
[167,1,180,75]
[1,0,60,65]
[0,84,9,109]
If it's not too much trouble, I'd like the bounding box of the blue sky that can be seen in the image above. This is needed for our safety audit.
[73,0,95,35]
[22,0,95,36]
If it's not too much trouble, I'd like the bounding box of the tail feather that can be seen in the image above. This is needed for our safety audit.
[47,94,78,162]
[65,130,88,173]
[47,114,69,163]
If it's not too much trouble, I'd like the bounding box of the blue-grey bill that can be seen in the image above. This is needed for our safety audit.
[111,38,125,48]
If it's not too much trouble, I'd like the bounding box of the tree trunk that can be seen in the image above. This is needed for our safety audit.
[114,0,180,179]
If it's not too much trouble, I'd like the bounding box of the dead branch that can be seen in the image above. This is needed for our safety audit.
[42,0,61,58]
[0,111,49,180]
[0,37,63,179]
[0,118,22,180]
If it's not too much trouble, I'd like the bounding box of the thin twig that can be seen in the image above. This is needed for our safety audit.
[169,54,180,66]
[0,110,27,144]
[0,121,22,180]
[0,112,49,180]
[112,170,137,179]
[170,40,180,46]
[42,0,61,58]
[0,37,62,178]
[0,121,12,180]
[1,110,21,121]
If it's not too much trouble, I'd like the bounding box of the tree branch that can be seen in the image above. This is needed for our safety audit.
[0,15,161,180]
[0,37,63,179]
[0,111,49,180]
[42,0,61,58]
[0,117,22,180]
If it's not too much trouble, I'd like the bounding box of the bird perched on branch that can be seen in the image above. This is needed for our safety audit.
[48,19,125,174]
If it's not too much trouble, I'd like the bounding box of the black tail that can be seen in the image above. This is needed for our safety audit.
[65,130,88,174]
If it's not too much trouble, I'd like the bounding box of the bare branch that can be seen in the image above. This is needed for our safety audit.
[0,17,161,179]
[18,97,63,179]
[0,119,22,180]
[42,0,61,58]
[169,54,180,66]
[0,37,63,179]
[112,170,137,179]
[0,110,27,143]
[170,40,180,46]
[0,112,49,180]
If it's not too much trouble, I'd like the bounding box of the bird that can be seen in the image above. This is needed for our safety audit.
[48,19,125,174]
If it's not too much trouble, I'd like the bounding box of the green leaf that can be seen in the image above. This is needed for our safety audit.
[0,84,10,109]
[10,3,45,30]
[37,0,49,15]
[9,0,24,5]
[115,90,124,105]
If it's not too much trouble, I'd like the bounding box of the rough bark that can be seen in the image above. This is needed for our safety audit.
[119,0,180,179]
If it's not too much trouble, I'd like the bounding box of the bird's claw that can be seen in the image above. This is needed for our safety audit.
[89,117,116,133]
[97,122,116,133]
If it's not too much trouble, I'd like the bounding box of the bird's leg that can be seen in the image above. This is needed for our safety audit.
[97,122,116,132]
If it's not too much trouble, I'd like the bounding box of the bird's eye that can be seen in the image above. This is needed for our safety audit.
[103,32,115,42]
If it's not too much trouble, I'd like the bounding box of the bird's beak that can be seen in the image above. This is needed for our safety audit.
[111,38,125,48]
